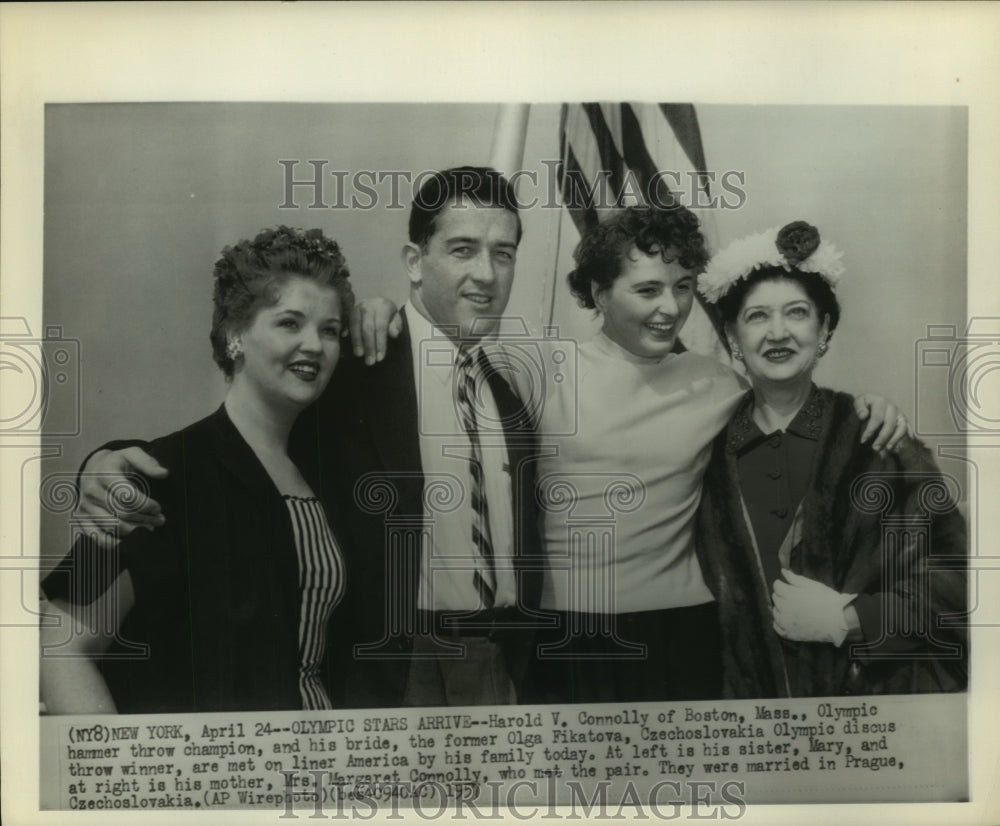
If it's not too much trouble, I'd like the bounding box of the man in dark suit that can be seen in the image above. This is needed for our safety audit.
[306,167,543,707]
[76,167,544,708]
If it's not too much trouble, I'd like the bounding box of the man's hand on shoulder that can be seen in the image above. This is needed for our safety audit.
[853,393,910,457]
[350,297,402,366]
[75,447,168,540]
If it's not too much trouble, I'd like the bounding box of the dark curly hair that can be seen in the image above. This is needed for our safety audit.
[716,265,841,337]
[566,206,709,310]
[210,226,355,377]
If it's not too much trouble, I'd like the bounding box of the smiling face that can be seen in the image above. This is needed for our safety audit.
[729,277,829,389]
[235,275,343,412]
[404,197,519,341]
[594,246,695,359]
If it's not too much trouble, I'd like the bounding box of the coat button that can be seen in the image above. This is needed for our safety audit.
[771,507,788,518]
[767,469,782,479]
[769,435,782,448]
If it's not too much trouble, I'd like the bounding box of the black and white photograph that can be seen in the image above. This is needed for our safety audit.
[2,4,998,826]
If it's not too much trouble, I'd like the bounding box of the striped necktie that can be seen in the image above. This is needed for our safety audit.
[454,346,497,609]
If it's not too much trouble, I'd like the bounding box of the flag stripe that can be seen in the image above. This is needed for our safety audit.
[658,104,709,181]
[554,101,728,361]
[558,124,600,233]
[563,104,607,189]
[580,103,627,204]
[620,102,673,207]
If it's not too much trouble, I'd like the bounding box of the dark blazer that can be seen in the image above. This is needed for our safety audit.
[292,308,543,707]
[46,405,338,712]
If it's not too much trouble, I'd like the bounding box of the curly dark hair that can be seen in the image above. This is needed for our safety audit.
[566,206,709,310]
[716,265,841,337]
[210,226,355,377]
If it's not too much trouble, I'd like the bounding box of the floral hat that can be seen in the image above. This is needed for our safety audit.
[698,221,845,304]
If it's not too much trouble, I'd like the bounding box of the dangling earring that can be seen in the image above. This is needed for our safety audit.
[226,338,243,361]
[818,340,828,357]
[729,341,743,361]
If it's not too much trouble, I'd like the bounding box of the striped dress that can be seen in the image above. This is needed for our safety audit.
[283,495,346,710]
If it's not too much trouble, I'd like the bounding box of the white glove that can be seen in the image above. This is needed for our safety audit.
[772,569,857,647]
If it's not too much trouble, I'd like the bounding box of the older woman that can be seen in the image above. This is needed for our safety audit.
[695,221,967,697]
[41,226,354,713]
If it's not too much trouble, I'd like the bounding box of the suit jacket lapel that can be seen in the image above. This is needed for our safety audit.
[482,352,544,611]
[361,309,424,512]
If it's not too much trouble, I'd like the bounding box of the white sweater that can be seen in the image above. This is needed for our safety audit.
[513,332,746,614]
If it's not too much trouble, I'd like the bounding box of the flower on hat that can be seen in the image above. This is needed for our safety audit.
[775,221,820,264]
[698,221,845,303]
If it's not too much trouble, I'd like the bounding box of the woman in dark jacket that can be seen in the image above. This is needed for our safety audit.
[695,221,967,698]
[41,226,354,713]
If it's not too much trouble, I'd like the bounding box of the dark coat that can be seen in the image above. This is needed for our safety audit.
[291,309,543,708]
[696,387,968,698]
[46,405,327,712]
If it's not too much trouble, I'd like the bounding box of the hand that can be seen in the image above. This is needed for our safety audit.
[853,393,909,456]
[772,570,857,646]
[350,297,402,366]
[74,447,168,539]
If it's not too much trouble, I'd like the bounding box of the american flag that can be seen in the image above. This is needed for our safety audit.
[555,102,726,358]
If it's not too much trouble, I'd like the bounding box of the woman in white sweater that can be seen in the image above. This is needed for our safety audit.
[525,207,742,702]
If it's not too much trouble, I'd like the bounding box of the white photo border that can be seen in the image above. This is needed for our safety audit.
[2,3,998,826]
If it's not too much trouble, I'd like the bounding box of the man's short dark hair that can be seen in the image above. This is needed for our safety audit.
[408,166,523,248]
